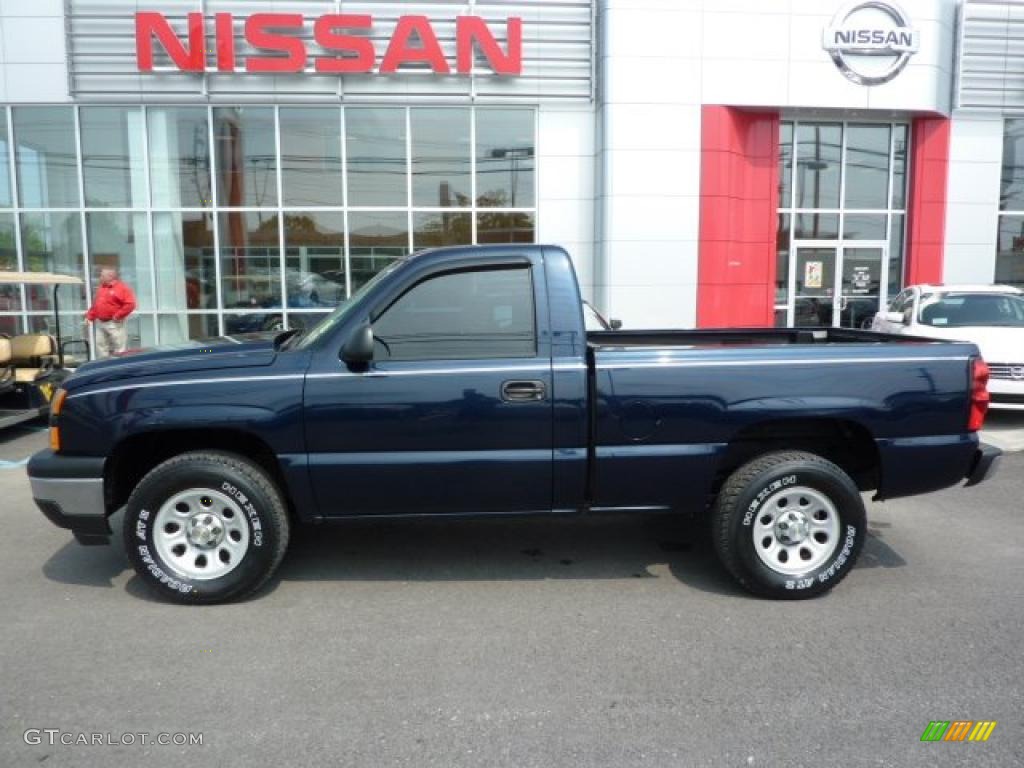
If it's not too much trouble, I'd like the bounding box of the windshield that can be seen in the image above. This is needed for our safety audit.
[295,260,406,349]
[918,292,1024,328]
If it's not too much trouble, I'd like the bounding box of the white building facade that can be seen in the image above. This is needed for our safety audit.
[0,0,1018,347]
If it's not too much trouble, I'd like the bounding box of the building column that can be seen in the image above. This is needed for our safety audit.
[696,106,779,328]
[905,116,951,285]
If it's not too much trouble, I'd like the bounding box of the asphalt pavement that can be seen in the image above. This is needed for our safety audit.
[0,423,1022,768]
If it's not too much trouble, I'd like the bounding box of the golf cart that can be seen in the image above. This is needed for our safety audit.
[0,271,88,431]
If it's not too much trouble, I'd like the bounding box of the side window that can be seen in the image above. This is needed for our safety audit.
[889,289,910,312]
[372,266,536,361]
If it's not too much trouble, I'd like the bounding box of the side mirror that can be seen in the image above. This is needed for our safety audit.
[884,311,905,325]
[342,324,374,364]
[609,318,623,331]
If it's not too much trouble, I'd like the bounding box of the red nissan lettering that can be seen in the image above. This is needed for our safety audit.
[245,13,307,73]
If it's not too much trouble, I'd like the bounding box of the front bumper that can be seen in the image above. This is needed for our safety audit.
[964,443,1002,488]
[28,450,110,545]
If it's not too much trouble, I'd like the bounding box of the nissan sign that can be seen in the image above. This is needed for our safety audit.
[136,12,522,76]
[822,1,919,85]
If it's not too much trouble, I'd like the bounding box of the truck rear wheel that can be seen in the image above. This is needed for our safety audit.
[123,451,290,604]
[712,451,865,599]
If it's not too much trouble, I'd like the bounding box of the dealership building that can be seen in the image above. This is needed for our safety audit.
[0,0,1020,348]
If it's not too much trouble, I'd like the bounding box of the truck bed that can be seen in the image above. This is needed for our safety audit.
[586,326,939,349]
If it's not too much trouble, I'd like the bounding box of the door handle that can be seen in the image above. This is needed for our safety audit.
[501,379,547,402]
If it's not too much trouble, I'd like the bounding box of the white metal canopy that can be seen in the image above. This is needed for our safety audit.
[0,271,84,286]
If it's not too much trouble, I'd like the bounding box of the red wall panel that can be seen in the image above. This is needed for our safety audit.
[905,116,950,286]
[697,106,780,327]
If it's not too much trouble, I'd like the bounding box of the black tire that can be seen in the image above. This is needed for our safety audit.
[712,450,866,599]
[123,451,290,605]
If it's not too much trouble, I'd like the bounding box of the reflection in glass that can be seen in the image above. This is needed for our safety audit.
[0,112,12,208]
[14,107,80,209]
[347,108,406,207]
[477,212,535,243]
[1002,121,1024,212]
[843,214,886,240]
[892,124,908,210]
[778,122,793,209]
[844,125,890,209]
[154,211,215,312]
[889,214,904,297]
[794,213,839,239]
[349,211,408,293]
[841,248,883,329]
[476,109,535,208]
[280,108,342,207]
[21,212,86,312]
[214,108,278,208]
[0,214,20,312]
[413,212,471,248]
[0,315,19,336]
[81,107,147,208]
[148,107,212,209]
[795,124,841,210]
[411,109,471,207]
[86,213,153,310]
[219,211,281,310]
[996,214,1024,288]
[159,313,218,343]
[776,214,790,304]
[283,212,346,309]
[795,247,836,299]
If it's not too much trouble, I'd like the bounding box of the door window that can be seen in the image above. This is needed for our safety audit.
[373,266,536,360]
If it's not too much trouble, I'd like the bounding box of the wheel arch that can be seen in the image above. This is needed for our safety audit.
[715,417,880,495]
[105,428,295,520]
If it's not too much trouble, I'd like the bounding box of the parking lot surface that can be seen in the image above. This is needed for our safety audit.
[1,423,1022,767]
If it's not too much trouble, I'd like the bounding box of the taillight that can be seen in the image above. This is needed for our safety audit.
[968,358,990,432]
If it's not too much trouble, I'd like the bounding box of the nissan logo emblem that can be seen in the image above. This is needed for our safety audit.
[823,1,920,86]
[1012,366,1024,381]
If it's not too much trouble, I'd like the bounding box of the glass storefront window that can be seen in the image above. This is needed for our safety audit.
[81,107,147,208]
[843,214,886,240]
[280,108,343,207]
[346,108,406,207]
[794,213,839,240]
[21,211,86,312]
[349,212,408,293]
[414,212,471,248]
[477,212,535,243]
[159,313,218,343]
[213,108,278,209]
[996,215,1024,288]
[86,212,153,310]
[154,211,215,311]
[0,105,536,353]
[148,107,212,209]
[0,114,12,208]
[795,123,841,210]
[476,109,535,208]
[778,123,793,209]
[14,107,80,209]
[889,214,905,297]
[411,109,471,207]
[892,124,908,210]
[776,214,790,306]
[0,315,19,336]
[0,214,20,312]
[844,124,890,210]
[283,212,346,309]
[219,211,281,311]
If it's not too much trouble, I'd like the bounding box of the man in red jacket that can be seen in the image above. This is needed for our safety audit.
[85,268,137,358]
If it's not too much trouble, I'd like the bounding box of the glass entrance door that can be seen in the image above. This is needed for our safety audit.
[791,244,886,327]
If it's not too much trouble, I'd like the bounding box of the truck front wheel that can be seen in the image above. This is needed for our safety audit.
[123,451,290,604]
[712,451,866,599]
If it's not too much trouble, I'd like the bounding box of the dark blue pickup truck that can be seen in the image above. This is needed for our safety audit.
[28,245,1001,603]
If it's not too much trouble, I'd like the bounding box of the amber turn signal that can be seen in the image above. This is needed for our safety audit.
[51,388,67,417]
[49,427,61,453]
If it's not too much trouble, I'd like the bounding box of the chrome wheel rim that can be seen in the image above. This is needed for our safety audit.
[152,488,250,581]
[753,486,840,576]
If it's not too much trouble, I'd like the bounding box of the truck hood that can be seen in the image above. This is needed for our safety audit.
[64,333,282,390]
[909,325,1024,364]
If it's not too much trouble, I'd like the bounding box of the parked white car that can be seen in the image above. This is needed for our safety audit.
[872,284,1024,410]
